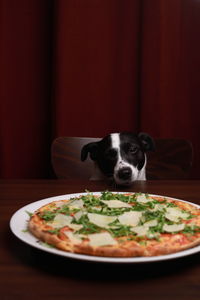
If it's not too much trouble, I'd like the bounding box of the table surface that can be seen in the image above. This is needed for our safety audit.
[1,179,200,300]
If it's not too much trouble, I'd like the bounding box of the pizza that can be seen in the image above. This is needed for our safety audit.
[28,191,200,257]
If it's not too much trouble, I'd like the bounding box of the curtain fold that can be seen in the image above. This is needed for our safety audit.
[53,0,142,137]
[140,0,200,178]
[0,0,200,179]
[0,0,54,178]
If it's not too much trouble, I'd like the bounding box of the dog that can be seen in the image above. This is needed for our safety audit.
[81,132,155,186]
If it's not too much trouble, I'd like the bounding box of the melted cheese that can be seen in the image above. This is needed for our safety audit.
[48,214,73,228]
[163,223,185,233]
[130,219,158,236]
[165,207,189,221]
[118,211,142,226]
[136,194,153,203]
[68,223,83,231]
[151,203,166,212]
[143,219,158,227]
[63,231,82,244]
[48,213,83,231]
[68,199,84,209]
[88,232,117,247]
[74,210,83,221]
[131,226,149,236]
[87,213,117,228]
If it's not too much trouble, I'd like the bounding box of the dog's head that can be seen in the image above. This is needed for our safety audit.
[81,132,155,186]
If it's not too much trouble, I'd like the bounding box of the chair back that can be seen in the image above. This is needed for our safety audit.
[51,137,101,179]
[146,139,193,179]
[51,137,193,180]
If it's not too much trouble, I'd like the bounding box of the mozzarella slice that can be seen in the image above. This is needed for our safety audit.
[68,224,83,231]
[48,214,73,228]
[63,231,82,244]
[150,203,166,212]
[143,219,158,227]
[165,213,179,222]
[165,207,189,223]
[68,199,84,209]
[74,210,83,221]
[131,226,149,236]
[87,213,117,228]
[163,223,185,233]
[118,211,142,226]
[130,220,158,236]
[48,213,83,231]
[136,194,153,203]
[88,232,117,247]
[101,200,132,208]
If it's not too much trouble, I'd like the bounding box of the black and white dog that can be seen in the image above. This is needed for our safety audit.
[81,132,155,186]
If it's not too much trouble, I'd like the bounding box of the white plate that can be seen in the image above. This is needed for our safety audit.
[10,192,200,263]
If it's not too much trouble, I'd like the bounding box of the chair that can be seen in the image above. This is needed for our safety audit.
[146,139,193,179]
[51,137,193,180]
[51,137,101,179]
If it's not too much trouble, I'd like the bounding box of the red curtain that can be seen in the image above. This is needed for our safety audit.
[0,0,53,178]
[0,0,200,179]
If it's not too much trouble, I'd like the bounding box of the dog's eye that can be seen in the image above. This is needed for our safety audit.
[129,146,138,154]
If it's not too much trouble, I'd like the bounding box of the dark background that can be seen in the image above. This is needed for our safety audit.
[0,0,200,179]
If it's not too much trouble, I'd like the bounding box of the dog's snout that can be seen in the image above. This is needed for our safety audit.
[118,167,132,180]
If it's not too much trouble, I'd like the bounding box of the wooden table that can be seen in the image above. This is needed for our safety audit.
[1,179,200,300]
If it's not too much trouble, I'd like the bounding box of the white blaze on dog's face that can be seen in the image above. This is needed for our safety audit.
[81,132,155,186]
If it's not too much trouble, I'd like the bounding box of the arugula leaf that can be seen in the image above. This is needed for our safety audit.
[74,214,102,234]
[25,210,33,217]
[182,225,200,235]
[47,229,60,234]
[100,191,114,200]
[81,194,102,207]
[108,225,133,237]
[39,210,56,221]
[57,205,80,215]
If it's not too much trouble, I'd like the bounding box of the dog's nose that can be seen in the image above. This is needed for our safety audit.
[118,167,132,180]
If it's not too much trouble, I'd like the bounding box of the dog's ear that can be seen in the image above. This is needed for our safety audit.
[81,142,99,161]
[138,132,155,152]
